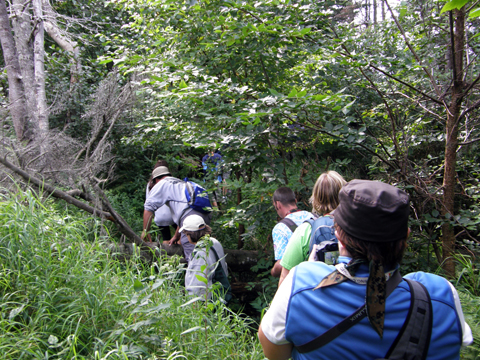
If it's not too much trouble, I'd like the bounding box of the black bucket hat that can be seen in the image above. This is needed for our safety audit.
[334,180,409,242]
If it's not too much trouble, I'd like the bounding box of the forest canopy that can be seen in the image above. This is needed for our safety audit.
[1,0,480,281]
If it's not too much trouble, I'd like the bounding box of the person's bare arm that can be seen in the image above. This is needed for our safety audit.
[258,325,293,360]
[278,267,290,287]
[142,210,154,241]
[169,226,181,245]
[270,260,283,277]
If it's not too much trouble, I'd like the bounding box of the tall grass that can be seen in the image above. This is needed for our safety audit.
[453,254,480,359]
[459,290,480,359]
[0,187,264,359]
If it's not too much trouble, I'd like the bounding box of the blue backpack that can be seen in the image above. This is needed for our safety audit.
[306,215,338,264]
[184,178,212,213]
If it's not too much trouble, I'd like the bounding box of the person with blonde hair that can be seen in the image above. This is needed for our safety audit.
[310,170,346,215]
[278,170,346,285]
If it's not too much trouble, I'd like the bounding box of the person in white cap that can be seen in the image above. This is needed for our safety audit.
[180,214,231,303]
[142,165,212,263]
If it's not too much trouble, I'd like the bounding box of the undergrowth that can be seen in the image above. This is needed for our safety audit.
[1,185,479,359]
[0,187,264,359]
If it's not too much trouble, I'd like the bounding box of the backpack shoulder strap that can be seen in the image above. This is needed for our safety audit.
[296,270,403,354]
[279,217,298,233]
[209,245,232,303]
[381,279,432,360]
[183,177,194,202]
[304,217,316,253]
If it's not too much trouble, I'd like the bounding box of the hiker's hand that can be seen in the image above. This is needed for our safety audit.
[141,231,152,242]
[308,244,318,262]
[169,234,180,246]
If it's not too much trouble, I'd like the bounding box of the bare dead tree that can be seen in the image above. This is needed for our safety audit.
[0,72,137,240]
[1,0,88,142]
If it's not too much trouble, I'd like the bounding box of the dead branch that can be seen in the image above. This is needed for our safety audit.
[110,242,262,271]
[0,155,147,247]
[94,184,145,247]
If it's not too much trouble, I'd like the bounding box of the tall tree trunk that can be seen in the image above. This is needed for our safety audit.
[32,0,48,134]
[441,8,465,278]
[0,0,28,141]
[365,0,369,23]
[11,0,38,134]
[236,171,244,249]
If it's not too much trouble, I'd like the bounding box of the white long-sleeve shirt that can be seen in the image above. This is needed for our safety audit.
[144,176,192,225]
[145,185,175,227]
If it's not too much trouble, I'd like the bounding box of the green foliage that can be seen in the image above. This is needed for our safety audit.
[456,253,480,359]
[93,0,479,262]
[0,186,264,359]
[247,257,278,316]
[93,0,366,249]
[460,290,480,359]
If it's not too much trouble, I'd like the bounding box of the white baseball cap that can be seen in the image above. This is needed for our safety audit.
[179,215,206,232]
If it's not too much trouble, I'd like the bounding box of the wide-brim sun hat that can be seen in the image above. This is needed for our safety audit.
[152,166,170,179]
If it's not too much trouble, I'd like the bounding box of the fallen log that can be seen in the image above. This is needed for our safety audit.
[107,242,264,272]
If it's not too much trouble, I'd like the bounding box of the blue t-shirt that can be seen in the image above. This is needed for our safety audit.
[202,153,223,182]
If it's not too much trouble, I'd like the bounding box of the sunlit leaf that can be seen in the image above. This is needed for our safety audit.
[133,279,144,292]
[441,0,469,13]
[195,274,208,284]
[181,326,202,335]
[468,7,480,18]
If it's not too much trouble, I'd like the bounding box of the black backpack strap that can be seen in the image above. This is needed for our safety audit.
[210,245,232,303]
[380,279,432,360]
[296,270,403,354]
[279,218,297,233]
[305,218,316,256]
